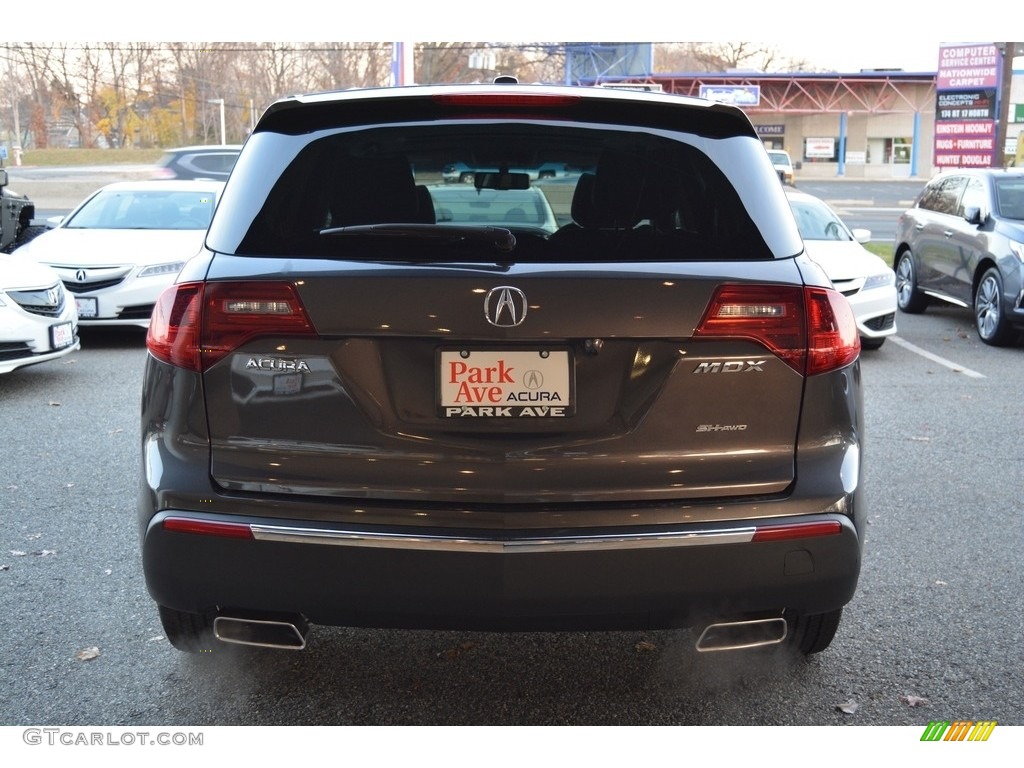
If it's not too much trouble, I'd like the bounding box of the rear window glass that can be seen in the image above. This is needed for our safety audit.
[231,122,773,262]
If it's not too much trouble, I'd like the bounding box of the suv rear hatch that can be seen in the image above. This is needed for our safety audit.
[151,86,854,510]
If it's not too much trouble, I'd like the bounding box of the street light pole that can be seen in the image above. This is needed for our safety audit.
[995,43,1020,168]
[207,98,225,145]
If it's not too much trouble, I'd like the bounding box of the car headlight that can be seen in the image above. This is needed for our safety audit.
[1009,241,1024,263]
[138,262,186,278]
[862,272,895,291]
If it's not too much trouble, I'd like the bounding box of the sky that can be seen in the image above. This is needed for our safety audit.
[6,2,1004,77]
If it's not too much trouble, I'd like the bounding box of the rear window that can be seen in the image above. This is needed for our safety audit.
[217,120,783,262]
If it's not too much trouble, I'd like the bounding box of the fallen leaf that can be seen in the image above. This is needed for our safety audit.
[47,401,62,407]
[836,698,859,714]
[104,569,112,576]
[109,428,124,435]
[10,551,27,557]
[635,640,657,652]
[0,565,9,572]
[147,635,165,643]
[31,550,57,557]
[64,483,75,489]
[75,647,100,661]
[900,694,929,708]
[26,533,42,540]
[909,436,931,442]
[935,580,947,586]
[437,641,476,660]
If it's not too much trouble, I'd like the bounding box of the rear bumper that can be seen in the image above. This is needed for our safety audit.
[143,509,862,631]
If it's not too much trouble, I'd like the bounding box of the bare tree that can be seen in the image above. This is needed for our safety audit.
[668,42,811,73]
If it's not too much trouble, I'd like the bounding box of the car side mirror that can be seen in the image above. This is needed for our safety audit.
[0,168,7,188]
[851,228,872,244]
[962,206,985,225]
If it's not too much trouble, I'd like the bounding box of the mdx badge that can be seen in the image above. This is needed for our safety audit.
[484,286,527,327]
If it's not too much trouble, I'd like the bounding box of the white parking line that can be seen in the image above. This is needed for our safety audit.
[889,336,986,378]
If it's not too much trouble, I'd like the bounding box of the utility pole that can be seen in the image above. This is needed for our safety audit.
[995,42,1020,168]
[7,47,22,165]
[207,98,225,145]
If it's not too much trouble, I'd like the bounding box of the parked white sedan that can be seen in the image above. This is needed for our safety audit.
[0,256,79,374]
[12,180,224,328]
[786,188,897,350]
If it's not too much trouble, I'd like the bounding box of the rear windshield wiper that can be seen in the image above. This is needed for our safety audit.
[319,223,516,253]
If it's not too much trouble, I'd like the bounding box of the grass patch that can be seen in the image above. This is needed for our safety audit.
[18,148,165,166]
[864,240,894,267]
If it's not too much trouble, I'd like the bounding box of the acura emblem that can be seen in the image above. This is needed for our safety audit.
[76,269,88,283]
[484,286,527,327]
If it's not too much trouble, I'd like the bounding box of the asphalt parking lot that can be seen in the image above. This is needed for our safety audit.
[1,305,1022,735]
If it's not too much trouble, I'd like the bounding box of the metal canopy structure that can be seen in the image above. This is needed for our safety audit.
[600,71,937,114]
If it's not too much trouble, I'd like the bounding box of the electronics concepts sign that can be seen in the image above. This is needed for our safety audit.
[934,44,1002,168]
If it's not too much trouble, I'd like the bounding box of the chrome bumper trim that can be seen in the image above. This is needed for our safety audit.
[249,524,756,553]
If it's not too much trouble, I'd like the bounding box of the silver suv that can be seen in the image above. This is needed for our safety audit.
[140,80,865,657]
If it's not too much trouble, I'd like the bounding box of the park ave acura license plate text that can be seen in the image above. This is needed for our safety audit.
[438,349,573,417]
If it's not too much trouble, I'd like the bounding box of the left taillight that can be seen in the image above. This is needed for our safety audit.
[147,281,316,372]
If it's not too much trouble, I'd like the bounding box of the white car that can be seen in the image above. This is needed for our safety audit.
[786,188,897,350]
[0,256,79,374]
[428,184,559,234]
[13,180,224,328]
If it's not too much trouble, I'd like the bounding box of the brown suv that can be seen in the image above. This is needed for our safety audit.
[140,80,865,657]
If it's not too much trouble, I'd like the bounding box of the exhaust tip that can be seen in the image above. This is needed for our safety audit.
[214,614,309,650]
[695,617,788,652]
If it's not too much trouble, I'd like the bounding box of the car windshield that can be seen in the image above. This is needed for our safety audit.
[995,178,1024,220]
[788,197,852,241]
[428,185,559,233]
[768,152,789,165]
[65,189,218,230]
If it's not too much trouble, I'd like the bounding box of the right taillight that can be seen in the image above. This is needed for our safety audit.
[147,281,316,372]
[695,284,859,376]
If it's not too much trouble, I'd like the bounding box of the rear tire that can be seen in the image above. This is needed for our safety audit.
[158,604,216,653]
[895,249,929,313]
[784,608,843,656]
[859,336,885,350]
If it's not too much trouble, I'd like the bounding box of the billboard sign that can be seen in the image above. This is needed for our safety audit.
[934,43,1002,168]
[805,137,836,159]
[698,85,760,106]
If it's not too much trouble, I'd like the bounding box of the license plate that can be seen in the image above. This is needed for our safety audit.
[439,349,572,417]
[50,321,74,350]
[75,297,98,318]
